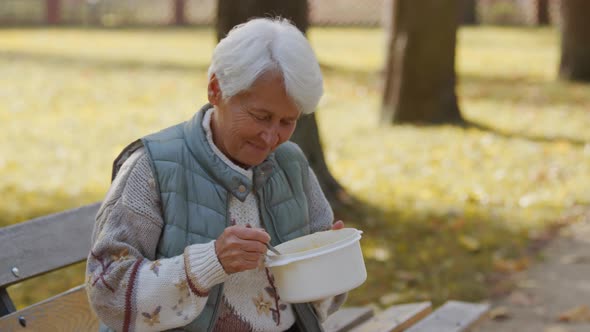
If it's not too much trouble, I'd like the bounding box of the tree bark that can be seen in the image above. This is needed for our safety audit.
[535,0,550,25]
[216,0,309,41]
[216,0,347,205]
[559,0,590,82]
[523,0,550,25]
[46,0,61,25]
[462,0,478,25]
[173,0,186,26]
[381,0,464,125]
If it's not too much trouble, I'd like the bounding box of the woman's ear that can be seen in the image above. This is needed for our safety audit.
[208,74,222,105]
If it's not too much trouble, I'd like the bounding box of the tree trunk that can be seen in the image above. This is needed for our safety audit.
[536,0,550,25]
[381,0,463,124]
[216,0,347,205]
[523,0,550,25]
[462,0,478,25]
[559,0,590,82]
[173,0,186,26]
[216,0,309,41]
[46,0,61,25]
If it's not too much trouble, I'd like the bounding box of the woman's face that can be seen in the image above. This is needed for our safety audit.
[209,72,301,168]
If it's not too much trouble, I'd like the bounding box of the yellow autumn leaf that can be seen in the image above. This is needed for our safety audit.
[458,235,481,252]
[557,305,590,322]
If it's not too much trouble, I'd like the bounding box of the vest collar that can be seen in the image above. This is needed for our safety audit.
[183,104,277,202]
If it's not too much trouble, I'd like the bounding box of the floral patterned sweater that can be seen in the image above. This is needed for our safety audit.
[86,109,346,332]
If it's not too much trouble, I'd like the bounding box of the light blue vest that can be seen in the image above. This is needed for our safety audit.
[106,105,323,332]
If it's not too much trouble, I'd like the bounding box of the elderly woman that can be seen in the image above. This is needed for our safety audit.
[86,18,346,332]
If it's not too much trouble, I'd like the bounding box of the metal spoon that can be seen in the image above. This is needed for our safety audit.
[266,242,281,255]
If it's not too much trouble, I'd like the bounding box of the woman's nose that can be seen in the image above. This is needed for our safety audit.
[260,127,279,147]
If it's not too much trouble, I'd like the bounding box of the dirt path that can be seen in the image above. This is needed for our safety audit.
[474,216,590,332]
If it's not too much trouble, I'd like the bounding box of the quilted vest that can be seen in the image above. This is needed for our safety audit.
[105,105,323,332]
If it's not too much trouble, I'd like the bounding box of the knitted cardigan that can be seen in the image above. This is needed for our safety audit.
[86,107,346,331]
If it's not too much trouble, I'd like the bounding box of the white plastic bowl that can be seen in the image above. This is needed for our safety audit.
[265,228,366,303]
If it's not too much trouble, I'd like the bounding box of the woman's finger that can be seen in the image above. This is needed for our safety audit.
[232,225,271,244]
[331,220,345,230]
[240,240,267,254]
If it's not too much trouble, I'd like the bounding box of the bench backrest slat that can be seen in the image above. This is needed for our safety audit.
[0,285,99,331]
[0,203,100,288]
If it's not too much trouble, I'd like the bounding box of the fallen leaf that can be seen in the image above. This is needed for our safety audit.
[488,306,510,320]
[508,290,535,306]
[544,326,569,332]
[534,306,547,316]
[396,270,419,284]
[449,218,466,231]
[459,235,481,252]
[517,279,539,289]
[493,256,531,273]
[557,305,590,322]
[365,245,391,262]
[558,227,574,238]
[379,292,401,306]
[560,254,590,265]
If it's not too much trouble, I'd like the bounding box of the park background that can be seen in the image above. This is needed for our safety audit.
[1,0,590,327]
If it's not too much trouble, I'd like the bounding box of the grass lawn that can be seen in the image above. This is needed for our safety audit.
[1,26,589,310]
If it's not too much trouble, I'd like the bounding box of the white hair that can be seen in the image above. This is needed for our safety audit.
[207,17,323,115]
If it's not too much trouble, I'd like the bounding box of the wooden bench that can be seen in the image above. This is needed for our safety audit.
[0,203,490,331]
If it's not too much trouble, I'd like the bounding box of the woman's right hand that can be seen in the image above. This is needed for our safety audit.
[214,225,270,274]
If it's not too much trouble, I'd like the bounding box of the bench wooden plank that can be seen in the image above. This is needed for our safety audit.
[323,307,374,332]
[0,285,99,331]
[0,203,100,288]
[0,288,16,316]
[350,301,432,332]
[405,301,490,332]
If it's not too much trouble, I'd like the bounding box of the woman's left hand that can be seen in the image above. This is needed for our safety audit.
[331,220,344,230]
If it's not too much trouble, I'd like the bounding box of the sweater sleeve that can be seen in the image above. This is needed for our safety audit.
[86,148,228,332]
[305,166,348,321]
[307,166,335,233]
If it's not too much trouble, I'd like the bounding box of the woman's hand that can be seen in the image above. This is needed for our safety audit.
[331,220,345,230]
[214,225,270,274]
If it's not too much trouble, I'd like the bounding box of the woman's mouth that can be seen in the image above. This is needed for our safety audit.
[248,141,268,152]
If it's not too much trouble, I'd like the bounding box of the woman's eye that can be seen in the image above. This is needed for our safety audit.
[251,113,269,121]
